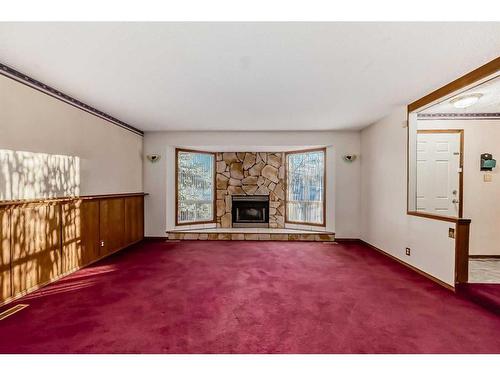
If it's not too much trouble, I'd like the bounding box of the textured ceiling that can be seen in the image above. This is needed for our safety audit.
[420,74,500,114]
[1,22,499,132]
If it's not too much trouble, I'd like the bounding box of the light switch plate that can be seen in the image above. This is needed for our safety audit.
[484,173,493,182]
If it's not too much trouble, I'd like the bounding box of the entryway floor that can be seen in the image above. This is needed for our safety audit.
[469,259,500,283]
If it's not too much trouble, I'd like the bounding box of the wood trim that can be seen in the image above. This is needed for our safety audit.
[0,304,29,321]
[144,236,168,241]
[285,220,327,227]
[0,192,148,207]
[175,148,217,226]
[415,129,464,218]
[80,192,148,200]
[455,219,471,284]
[359,240,455,291]
[416,129,464,134]
[408,57,500,112]
[175,220,217,227]
[405,58,499,287]
[283,147,328,156]
[406,210,461,223]
[406,110,412,217]
[469,254,500,259]
[406,57,499,223]
[284,147,327,227]
[333,238,359,243]
[0,62,143,136]
[407,212,472,225]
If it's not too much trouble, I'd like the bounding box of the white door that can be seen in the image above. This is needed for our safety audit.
[416,131,461,216]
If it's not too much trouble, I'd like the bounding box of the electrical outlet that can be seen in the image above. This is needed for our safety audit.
[405,247,411,256]
[100,240,105,247]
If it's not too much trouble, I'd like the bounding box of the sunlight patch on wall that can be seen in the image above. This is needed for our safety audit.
[0,149,80,200]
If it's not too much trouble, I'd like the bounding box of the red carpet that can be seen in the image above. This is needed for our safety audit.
[0,240,499,353]
[457,283,500,315]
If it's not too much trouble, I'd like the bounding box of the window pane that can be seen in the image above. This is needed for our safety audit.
[286,150,325,224]
[177,151,214,224]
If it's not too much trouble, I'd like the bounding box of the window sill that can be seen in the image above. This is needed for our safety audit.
[285,222,328,231]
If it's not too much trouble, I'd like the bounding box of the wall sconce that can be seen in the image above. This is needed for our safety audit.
[342,154,357,163]
[146,154,161,163]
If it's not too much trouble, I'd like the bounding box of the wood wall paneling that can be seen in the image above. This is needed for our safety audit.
[0,194,145,305]
[10,203,61,296]
[99,198,126,256]
[125,196,144,245]
[61,200,100,273]
[0,208,12,301]
[80,200,101,264]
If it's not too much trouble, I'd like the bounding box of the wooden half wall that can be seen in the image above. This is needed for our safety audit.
[0,193,145,305]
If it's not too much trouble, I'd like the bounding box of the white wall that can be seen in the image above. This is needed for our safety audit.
[143,131,361,238]
[418,119,500,256]
[0,75,143,198]
[361,107,456,286]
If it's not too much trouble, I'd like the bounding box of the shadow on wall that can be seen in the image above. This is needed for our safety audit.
[0,149,81,300]
[0,149,80,200]
[1,197,93,302]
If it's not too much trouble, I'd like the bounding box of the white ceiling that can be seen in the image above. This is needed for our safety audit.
[420,74,500,114]
[0,22,499,132]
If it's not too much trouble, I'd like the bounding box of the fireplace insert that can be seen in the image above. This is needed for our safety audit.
[231,195,269,228]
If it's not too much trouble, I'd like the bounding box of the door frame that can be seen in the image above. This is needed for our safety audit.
[416,129,464,218]
[405,57,499,286]
[407,56,499,222]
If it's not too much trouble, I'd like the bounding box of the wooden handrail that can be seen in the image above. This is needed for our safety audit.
[0,192,148,207]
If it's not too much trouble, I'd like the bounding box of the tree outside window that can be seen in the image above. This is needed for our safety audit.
[176,149,215,224]
[286,149,325,225]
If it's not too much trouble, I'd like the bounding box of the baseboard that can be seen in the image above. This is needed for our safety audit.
[469,255,500,259]
[337,238,455,292]
[144,236,168,241]
[359,239,455,292]
[334,238,359,243]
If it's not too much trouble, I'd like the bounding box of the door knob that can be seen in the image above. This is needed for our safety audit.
[452,199,460,204]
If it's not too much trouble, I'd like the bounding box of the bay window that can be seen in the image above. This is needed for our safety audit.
[285,148,326,226]
[176,148,216,225]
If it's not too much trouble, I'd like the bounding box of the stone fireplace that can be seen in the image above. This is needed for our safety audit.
[215,152,285,228]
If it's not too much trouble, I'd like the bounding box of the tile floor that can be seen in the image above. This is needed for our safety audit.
[469,259,500,283]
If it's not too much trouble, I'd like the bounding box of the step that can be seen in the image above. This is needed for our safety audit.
[166,228,335,242]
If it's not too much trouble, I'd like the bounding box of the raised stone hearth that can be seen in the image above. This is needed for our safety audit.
[216,152,285,228]
[167,228,335,242]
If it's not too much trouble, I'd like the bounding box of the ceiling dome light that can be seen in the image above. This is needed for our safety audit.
[450,93,483,109]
